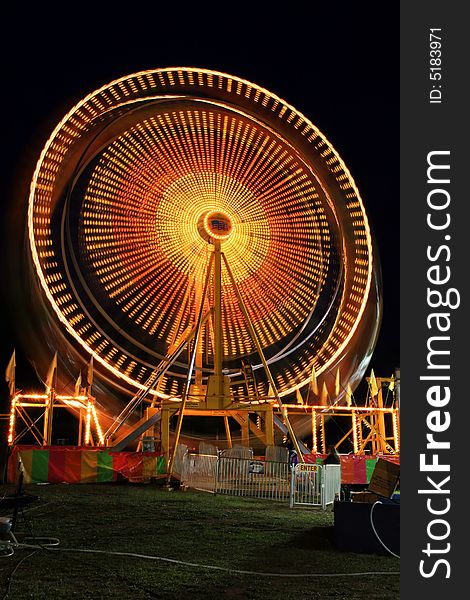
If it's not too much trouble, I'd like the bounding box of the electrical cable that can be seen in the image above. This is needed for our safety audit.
[21,501,54,515]
[369,500,400,559]
[19,506,60,549]
[27,506,59,547]
[2,411,70,594]
[2,500,399,585]
[0,506,60,564]
[1,550,38,600]
[10,544,399,578]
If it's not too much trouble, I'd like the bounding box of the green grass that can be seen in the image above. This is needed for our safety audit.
[0,482,399,599]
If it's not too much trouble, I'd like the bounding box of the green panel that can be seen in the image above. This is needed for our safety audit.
[365,458,378,482]
[31,450,50,483]
[156,455,166,475]
[97,450,114,482]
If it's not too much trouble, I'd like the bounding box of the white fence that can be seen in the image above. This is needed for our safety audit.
[220,446,253,460]
[216,456,290,501]
[172,444,188,479]
[181,453,218,492]
[290,463,341,509]
[323,464,342,507]
[180,450,341,508]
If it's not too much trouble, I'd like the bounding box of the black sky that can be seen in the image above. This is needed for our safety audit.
[0,5,399,405]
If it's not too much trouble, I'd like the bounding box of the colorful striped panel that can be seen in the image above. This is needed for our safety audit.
[303,454,399,484]
[7,446,166,484]
[97,450,115,483]
[64,449,82,484]
[31,450,50,483]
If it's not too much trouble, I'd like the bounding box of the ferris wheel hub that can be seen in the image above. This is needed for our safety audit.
[198,210,234,242]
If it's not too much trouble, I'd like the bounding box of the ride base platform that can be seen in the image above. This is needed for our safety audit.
[6,445,399,486]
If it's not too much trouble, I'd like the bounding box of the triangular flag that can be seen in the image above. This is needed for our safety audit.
[345,383,353,407]
[310,364,319,395]
[369,369,379,397]
[335,369,340,397]
[87,357,94,388]
[267,381,278,400]
[295,388,303,405]
[45,352,57,394]
[5,350,16,396]
[320,381,328,406]
[74,371,82,397]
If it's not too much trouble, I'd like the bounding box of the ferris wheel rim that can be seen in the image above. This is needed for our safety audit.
[27,67,377,402]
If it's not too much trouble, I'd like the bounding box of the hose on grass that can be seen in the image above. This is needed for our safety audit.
[1,550,38,600]
[12,543,399,578]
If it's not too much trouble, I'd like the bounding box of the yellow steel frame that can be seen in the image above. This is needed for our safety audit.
[164,244,305,482]
[281,375,400,456]
[8,392,105,447]
[161,401,276,469]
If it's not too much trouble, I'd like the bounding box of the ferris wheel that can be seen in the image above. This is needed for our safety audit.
[27,68,381,447]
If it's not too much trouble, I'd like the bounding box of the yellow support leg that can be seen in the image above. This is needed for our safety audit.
[233,413,250,446]
[264,408,274,446]
[224,416,233,448]
[161,406,171,471]
[311,409,317,453]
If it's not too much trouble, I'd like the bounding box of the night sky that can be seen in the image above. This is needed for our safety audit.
[0,6,399,417]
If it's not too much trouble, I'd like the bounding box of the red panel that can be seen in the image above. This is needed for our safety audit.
[64,448,82,483]
[110,451,130,478]
[340,456,356,484]
[47,448,66,483]
[352,455,368,484]
[124,453,144,482]
[7,446,20,483]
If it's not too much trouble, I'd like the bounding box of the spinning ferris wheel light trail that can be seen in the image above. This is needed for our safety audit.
[25,67,382,461]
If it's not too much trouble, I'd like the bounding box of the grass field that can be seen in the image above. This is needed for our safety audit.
[0,482,399,599]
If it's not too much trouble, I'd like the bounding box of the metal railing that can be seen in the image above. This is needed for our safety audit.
[181,452,218,492]
[172,444,188,479]
[290,463,341,509]
[180,450,341,509]
[323,464,342,507]
[216,456,290,501]
[220,446,253,459]
[265,445,289,464]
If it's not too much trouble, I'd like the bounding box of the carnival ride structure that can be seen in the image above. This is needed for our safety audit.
[10,67,390,471]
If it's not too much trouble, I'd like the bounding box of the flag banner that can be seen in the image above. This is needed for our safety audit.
[5,349,15,396]
[45,352,57,393]
[334,369,340,398]
[87,357,93,387]
[345,384,353,407]
[319,381,328,406]
[369,369,379,397]
[310,364,319,396]
[74,372,82,397]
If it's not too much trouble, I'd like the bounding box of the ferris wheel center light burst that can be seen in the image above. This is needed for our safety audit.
[203,210,233,241]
